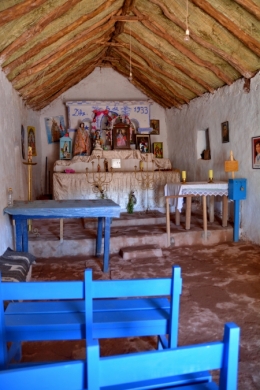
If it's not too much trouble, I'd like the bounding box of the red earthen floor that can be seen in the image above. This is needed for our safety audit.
[20,237,260,389]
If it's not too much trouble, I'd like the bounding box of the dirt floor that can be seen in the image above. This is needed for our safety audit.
[20,241,260,389]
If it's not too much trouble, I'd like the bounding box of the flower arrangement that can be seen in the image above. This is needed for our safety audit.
[127,191,137,213]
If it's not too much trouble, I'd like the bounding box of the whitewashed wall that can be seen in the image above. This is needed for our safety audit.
[166,72,260,244]
[39,68,168,193]
[0,71,41,254]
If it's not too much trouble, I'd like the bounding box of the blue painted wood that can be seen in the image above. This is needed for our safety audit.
[84,266,182,348]
[3,199,120,272]
[3,199,121,218]
[1,266,181,365]
[103,217,111,273]
[0,323,239,390]
[96,217,103,256]
[233,200,240,242]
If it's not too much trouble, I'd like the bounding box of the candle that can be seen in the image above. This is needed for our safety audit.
[181,171,186,180]
[209,170,213,179]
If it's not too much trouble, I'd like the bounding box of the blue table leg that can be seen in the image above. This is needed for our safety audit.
[22,219,28,252]
[15,219,23,251]
[233,200,240,242]
[103,217,111,273]
[96,217,103,257]
[15,219,28,252]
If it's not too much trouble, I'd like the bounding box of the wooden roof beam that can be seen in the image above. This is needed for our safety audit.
[115,39,204,96]
[0,0,46,28]
[112,64,170,108]
[113,48,189,104]
[20,46,108,98]
[150,0,254,78]
[133,7,233,85]
[5,8,118,76]
[9,16,116,84]
[0,0,84,62]
[25,53,104,108]
[233,0,260,20]
[190,0,260,57]
[124,27,214,93]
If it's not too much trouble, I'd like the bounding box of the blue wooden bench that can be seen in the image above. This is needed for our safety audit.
[1,265,182,367]
[0,322,240,389]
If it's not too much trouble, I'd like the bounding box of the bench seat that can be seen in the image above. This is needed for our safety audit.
[5,298,170,341]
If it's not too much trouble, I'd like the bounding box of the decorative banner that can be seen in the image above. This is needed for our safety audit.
[66,101,152,132]
[44,115,66,144]
[27,126,37,156]
[21,125,25,160]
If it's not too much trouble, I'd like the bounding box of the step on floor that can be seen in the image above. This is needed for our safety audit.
[83,210,166,229]
[119,244,163,260]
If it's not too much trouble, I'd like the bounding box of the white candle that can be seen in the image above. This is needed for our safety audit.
[182,171,186,180]
[209,170,213,179]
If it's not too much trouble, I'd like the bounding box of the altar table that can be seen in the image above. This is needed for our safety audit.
[4,199,121,273]
[165,182,229,246]
[53,170,180,211]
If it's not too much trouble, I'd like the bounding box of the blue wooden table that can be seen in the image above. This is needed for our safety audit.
[3,199,121,272]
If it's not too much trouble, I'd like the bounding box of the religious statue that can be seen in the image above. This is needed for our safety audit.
[73,123,91,156]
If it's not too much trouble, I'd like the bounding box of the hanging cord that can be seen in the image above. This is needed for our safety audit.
[129,24,133,81]
[184,0,190,41]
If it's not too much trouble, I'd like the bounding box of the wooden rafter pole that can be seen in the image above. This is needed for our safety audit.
[113,64,169,108]
[24,48,107,104]
[10,14,117,84]
[0,0,46,28]
[133,7,233,85]
[113,47,189,104]
[115,39,204,96]
[190,0,260,57]
[149,0,254,78]
[18,30,113,95]
[0,0,84,62]
[116,58,182,108]
[233,0,260,20]
[6,10,117,78]
[124,27,214,93]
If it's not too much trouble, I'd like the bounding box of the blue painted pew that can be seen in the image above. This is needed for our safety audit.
[0,323,240,389]
[1,265,182,367]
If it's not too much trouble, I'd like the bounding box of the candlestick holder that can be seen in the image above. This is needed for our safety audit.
[208,178,214,183]
[86,155,113,198]
[182,178,186,183]
[134,155,155,212]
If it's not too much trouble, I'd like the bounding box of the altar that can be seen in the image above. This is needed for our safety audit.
[53,151,180,211]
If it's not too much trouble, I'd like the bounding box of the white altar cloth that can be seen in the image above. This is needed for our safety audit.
[165,181,229,211]
[54,170,180,211]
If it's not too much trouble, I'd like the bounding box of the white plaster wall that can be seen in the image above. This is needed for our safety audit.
[39,68,168,193]
[0,71,41,254]
[166,72,260,244]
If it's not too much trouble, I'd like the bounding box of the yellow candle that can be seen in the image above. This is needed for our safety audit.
[209,169,213,179]
[181,171,186,179]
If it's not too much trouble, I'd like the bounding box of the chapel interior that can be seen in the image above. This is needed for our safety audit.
[0,1,260,389]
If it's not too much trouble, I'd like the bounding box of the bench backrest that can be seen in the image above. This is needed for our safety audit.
[0,323,240,390]
[88,322,240,389]
[84,265,182,348]
[0,276,85,368]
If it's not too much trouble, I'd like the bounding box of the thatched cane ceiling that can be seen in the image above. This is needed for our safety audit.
[0,0,259,110]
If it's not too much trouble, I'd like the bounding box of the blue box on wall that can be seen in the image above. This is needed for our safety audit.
[228,178,247,200]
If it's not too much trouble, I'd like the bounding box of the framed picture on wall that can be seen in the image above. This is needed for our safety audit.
[112,124,130,150]
[136,135,150,153]
[252,136,260,169]
[153,142,163,158]
[221,121,229,143]
[150,119,160,135]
